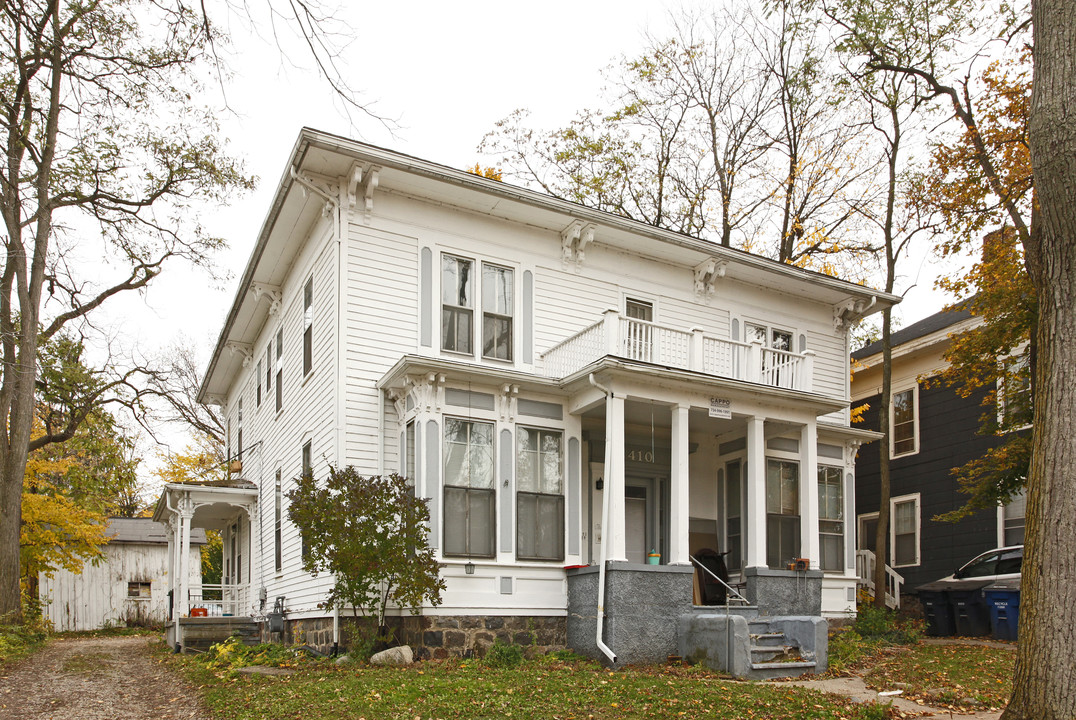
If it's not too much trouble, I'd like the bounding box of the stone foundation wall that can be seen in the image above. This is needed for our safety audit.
[265,614,566,659]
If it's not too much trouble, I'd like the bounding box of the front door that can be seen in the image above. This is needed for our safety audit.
[626,487,647,564]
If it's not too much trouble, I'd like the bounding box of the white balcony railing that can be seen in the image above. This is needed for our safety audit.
[189,583,252,617]
[540,309,815,392]
[855,549,904,609]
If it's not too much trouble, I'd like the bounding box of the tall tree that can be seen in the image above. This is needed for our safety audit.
[820,0,1076,714]
[0,0,251,619]
[1006,0,1076,715]
[482,3,878,269]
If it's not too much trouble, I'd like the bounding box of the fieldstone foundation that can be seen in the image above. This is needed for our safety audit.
[266,614,566,659]
[566,563,694,668]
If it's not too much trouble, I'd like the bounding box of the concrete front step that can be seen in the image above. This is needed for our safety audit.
[168,617,260,653]
[750,660,817,680]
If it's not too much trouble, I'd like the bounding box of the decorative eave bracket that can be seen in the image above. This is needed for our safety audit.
[561,220,596,271]
[250,282,283,316]
[404,372,446,413]
[833,296,876,330]
[225,341,254,368]
[203,393,226,408]
[497,384,519,422]
[348,162,381,224]
[693,258,728,299]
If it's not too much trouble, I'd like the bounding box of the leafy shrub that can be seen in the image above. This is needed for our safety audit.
[0,621,48,664]
[854,604,923,644]
[483,639,524,668]
[199,637,310,670]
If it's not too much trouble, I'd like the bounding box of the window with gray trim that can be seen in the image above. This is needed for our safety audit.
[441,255,473,354]
[516,427,563,561]
[482,263,513,361]
[443,418,495,557]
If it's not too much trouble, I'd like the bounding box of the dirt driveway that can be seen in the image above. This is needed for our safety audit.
[0,635,206,720]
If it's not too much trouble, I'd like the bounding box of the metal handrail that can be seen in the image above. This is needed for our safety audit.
[689,554,750,605]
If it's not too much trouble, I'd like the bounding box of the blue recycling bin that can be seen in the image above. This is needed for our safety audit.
[984,579,1021,641]
[948,580,993,637]
[916,582,957,637]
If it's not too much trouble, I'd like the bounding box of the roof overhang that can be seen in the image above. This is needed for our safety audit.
[153,483,260,532]
[201,127,900,403]
[853,315,980,370]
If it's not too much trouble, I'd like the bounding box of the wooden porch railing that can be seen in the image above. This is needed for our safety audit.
[540,309,815,392]
[855,549,904,609]
[188,583,252,617]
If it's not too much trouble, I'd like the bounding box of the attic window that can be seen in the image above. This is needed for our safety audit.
[127,582,151,599]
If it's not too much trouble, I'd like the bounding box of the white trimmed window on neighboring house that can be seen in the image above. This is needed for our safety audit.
[998,350,1033,430]
[443,418,496,557]
[891,386,918,457]
[891,493,920,567]
[516,427,564,561]
[1000,490,1027,546]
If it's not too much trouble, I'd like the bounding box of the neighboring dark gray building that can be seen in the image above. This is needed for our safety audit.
[850,308,1027,594]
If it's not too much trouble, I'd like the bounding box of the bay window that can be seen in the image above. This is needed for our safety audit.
[443,418,495,557]
[516,427,564,561]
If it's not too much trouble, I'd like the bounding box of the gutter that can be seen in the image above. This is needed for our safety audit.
[587,373,617,665]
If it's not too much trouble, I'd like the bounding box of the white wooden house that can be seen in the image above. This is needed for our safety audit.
[155,129,894,672]
[39,518,205,631]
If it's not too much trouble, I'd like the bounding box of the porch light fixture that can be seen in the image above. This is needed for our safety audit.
[465,561,475,575]
[595,476,604,491]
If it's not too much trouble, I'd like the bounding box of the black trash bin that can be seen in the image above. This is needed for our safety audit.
[984,578,1021,641]
[916,582,957,637]
[947,579,993,637]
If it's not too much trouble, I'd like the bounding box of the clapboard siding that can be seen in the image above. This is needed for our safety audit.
[854,380,1005,590]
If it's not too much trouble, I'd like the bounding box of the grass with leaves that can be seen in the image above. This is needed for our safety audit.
[859,642,1014,711]
[169,645,889,720]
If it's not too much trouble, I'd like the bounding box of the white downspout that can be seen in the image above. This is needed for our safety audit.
[588,373,617,665]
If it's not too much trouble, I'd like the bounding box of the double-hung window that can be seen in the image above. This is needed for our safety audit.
[302,277,313,376]
[443,418,495,557]
[256,360,262,407]
[516,427,564,561]
[274,328,283,412]
[482,264,513,361]
[274,469,283,572]
[766,459,800,568]
[404,420,416,487]
[999,351,1032,429]
[1001,491,1026,546]
[891,494,920,567]
[891,387,917,456]
[817,466,844,572]
[442,255,474,354]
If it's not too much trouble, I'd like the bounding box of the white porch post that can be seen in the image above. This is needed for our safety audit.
[168,516,179,623]
[800,420,820,569]
[669,403,691,564]
[247,504,260,614]
[606,392,628,563]
[177,495,194,620]
[745,416,767,569]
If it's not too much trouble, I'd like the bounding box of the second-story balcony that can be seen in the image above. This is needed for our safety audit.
[540,309,816,392]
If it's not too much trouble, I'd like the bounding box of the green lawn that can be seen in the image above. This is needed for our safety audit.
[172,651,884,720]
[859,642,1015,711]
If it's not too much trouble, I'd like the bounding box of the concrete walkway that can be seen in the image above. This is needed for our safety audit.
[783,675,1003,719]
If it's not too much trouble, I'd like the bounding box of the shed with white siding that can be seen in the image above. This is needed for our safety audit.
[39,518,205,632]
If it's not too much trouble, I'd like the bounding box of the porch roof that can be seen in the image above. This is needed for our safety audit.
[152,482,259,531]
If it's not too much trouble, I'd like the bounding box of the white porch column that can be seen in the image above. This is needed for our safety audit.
[247,504,260,614]
[177,495,194,619]
[669,403,691,564]
[800,420,820,569]
[606,392,628,563]
[745,416,768,569]
[168,516,180,623]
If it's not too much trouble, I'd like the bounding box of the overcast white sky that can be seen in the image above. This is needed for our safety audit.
[105,0,957,462]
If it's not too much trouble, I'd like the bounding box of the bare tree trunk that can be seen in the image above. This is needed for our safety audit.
[1003,1,1076,715]
[873,307,893,608]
